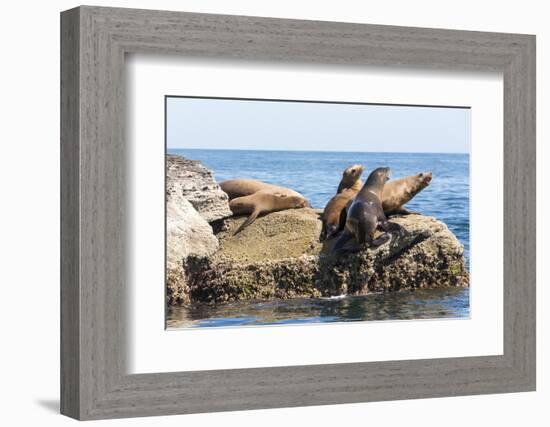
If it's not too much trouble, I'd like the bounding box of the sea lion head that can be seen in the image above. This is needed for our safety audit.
[343,164,364,181]
[284,195,311,209]
[416,171,433,189]
[366,167,391,188]
[297,197,311,209]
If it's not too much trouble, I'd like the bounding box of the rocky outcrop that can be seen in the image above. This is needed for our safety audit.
[166,154,231,304]
[184,209,469,304]
[166,155,232,223]
[166,194,219,304]
[165,154,469,306]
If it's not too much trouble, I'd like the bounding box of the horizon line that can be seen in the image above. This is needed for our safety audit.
[166,147,469,155]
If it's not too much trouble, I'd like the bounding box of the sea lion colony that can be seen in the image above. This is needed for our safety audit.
[219,165,432,245]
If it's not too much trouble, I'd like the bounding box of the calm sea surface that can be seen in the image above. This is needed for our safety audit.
[167,149,470,328]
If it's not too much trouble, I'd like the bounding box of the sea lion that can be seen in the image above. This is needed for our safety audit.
[220,179,303,200]
[336,164,364,193]
[331,167,399,254]
[320,189,356,242]
[229,190,310,235]
[382,172,432,215]
[320,165,365,241]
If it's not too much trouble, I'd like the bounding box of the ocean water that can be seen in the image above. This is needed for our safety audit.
[167,148,470,328]
[167,288,470,328]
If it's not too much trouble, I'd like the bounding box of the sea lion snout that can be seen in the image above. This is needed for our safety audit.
[364,167,391,188]
[296,198,311,208]
[424,173,432,185]
[381,167,391,182]
[286,195,310,209]
[418,171,432,185]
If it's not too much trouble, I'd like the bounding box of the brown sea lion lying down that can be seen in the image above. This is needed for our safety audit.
[220,178,311,234]
[220,179,303,200]
[229,190,310,235]
[320,165,364,241]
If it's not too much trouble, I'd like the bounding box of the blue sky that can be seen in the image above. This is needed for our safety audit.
[166,97,470,154]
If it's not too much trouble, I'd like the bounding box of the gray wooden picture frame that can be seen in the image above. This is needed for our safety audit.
[60,5,536,421]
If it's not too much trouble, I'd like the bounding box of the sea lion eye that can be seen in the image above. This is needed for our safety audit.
[351,169,356,173]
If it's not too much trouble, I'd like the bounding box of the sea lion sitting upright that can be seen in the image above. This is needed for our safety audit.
[331,167,399,254]
[320,164,365,241]
[320,189,357,242]
[382,172,432,216]
[336,164,364,193]
[220,179,303,200]
[229,190,310,235]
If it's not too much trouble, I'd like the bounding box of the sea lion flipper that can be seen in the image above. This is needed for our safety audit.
[387,207,417,216]
[338,205,348,231]
[233,209,261,235]
[379,220,403,233]
[319,221,335,242]
[331,231,354,255]
[373,221,402,246]
[372,232,392,247]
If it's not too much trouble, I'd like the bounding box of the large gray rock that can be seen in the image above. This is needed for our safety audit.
[166,194,219,305]
[183,209,469,304]
[166,154,232,223]
[166,154,231,304]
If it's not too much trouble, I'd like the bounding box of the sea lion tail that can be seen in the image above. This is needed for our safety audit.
[233,209,260,235]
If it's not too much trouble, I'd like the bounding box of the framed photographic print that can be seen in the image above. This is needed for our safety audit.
[61,6,536,420]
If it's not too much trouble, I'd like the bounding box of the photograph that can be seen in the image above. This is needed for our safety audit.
[165,96,471,328]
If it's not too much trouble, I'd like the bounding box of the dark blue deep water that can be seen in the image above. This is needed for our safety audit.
[167,149,470,328]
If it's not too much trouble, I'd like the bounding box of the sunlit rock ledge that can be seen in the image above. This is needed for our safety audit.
[165,155,469,306]
[182,210,469,304]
